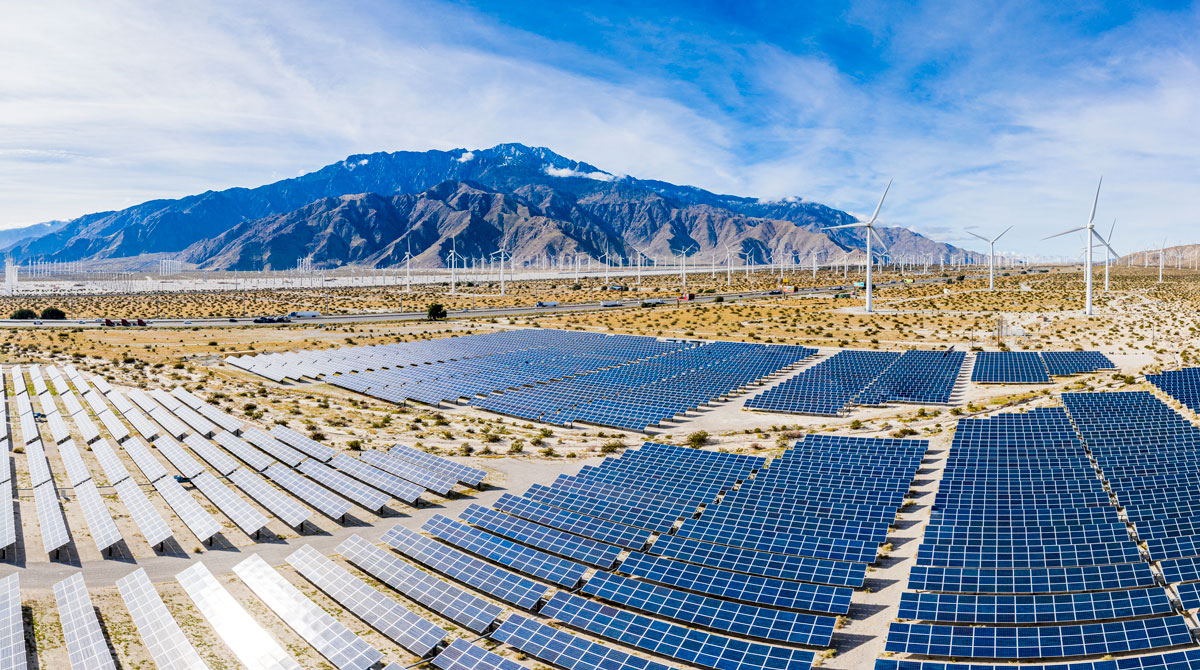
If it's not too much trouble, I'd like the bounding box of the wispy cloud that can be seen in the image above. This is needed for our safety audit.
[0,0,1196,257]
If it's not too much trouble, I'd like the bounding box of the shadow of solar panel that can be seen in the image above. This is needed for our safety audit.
[460,504,621,568]
[287,544,444,656]
[422,515,587,588]
[432,639,524,670]
[53,573,116,669]
[382,524,548,610]
[176,562,300,670]
[492,614,676,670]
[542,591,815,670]
[116,568,207,670]
[338,534,501,634]
[233,554,383,670]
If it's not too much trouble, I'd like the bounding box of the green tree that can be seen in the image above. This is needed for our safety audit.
[10,308,35,320]
[426,303,447,321]
[40,307,66,320]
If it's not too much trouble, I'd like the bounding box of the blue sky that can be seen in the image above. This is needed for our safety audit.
[1,0,1197,257]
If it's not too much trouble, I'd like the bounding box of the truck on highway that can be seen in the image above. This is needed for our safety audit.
[287,311,321,318]
[535,301,559,308]
[600,300,623,307]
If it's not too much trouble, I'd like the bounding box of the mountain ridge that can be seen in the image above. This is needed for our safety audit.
[5,143,983,269]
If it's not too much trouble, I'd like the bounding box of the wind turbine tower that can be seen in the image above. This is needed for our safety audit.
[966,225,1013,290]
[824,179,892,313]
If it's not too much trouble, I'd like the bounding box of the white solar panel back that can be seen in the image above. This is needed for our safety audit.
[127,390,157,414]
[0,574,25,670]
[153,477,222,543]
[8,368,22,396]
[297,459,390,513]
[34,392,55,417]
[115,568,208,670]
[176,562,300,670]
[54,573,116,670]
[232,554,383,670]
[15,394,32,418]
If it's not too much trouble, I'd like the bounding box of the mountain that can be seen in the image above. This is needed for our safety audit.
[6,143,983,269]
[0,221,65,249]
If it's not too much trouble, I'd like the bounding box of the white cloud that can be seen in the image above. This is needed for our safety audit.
[544,166,616,181]
[456,151,475,163]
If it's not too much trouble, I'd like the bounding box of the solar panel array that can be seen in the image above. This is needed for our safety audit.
[115,568,207,670]
[744,349,903,415]
[0,574,25,670]
[971,350,1115,384]
[53,573,116,669]
[885,404,1192,664]
[1147,367,1200,415]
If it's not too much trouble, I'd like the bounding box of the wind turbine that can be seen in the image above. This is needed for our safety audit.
[1042,177,1117,315]
[679,244,696,289]
[402,239,413,293]
[491,246,510,295]
[824,179,892,313]
[1103,219,1115,292]
[1159,238,1166,283]
[966,225,1012,290]
[448,236,459,295]
[722,244,734,286]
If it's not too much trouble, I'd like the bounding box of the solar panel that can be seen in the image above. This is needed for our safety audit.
[0,482,15,554]
[884,617,1194,658]
[328,454,422,504]
[149,407,189,441]
[176,562,301,670]
[151,437,205,479]
[82,391,107,415]
[121,409,161,443]
[115,568,207,670]
[213,431,273,471]
[225,467,309,528]
[270,426,335,461]
[25,439,53,487]
[170,387,205,409]
[432,639,523,670]
[242,428,305,467]
[53,573,116,669]
[459,504,621,568]
[183,434,239,476]
[582,570,836,645]
[422,514,588,588]
[0,574,26,670]
[388,444,486,487]
[61,391,85,417]
[381,524,548,610]
[88,439,131,486]
[89,375,112,395]
[358,450,456,495]
[73,480,122,553]
[34,481,70,555]
[119,438,169,483]
[492,493,652,550]
[542,591,815,670]
[264,463,353,521]
[897,588,1175,624]
[19,412,38,445]
[191,472,269,537]
[492,614,676,670]
[171,405,218,438]
[47,413,71,445]
[194,403,243,434]
[232,554,384,670]
[113,478,173,548]
[969,351,1051,384]
[287,544,445,656]
[337,534,502,634]
[149,389,183,411]
[296,459,390,512]
[72,413,101,445]
[153,477,222,543]
[96,409,130,442]
[650,534,868,588]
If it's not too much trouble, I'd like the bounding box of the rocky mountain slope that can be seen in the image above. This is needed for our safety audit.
[6,143,982,269]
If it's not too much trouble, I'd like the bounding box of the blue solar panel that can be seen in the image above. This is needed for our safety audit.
[885,617,1193,659]
[491,614,675,670]
[970,351,1050,383]
[897,588,1173,624]
[422,515,588,589]
[458,504,621,568]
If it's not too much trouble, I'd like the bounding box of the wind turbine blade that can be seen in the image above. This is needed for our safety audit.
[1107,218,1116,243]
[867,178,893,225]
[824,222,868,231]
[992,225,1013,243]
[965,230,990,243]
[1091,229,1119,257]
[1042,226,1086,241]
[1088,176,1102,225]
[871,228,889,254]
